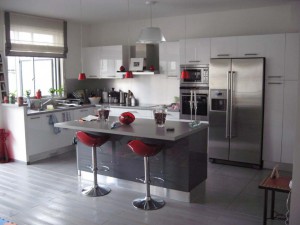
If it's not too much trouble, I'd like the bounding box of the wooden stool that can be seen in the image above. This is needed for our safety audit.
[258,175,291,225]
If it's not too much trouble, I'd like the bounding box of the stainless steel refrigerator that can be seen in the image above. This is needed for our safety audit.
[209,58,265,167]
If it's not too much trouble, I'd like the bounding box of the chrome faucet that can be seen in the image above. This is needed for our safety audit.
[40,98,52,110]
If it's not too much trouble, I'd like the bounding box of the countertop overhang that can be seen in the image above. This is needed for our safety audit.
[55,117,208,141]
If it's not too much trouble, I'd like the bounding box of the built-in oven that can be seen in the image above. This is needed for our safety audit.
[180,87,209,121]
[180,64,209,87]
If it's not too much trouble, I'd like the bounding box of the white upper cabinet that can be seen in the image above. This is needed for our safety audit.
[284,33,300,81]
[99,45,128,79]
[263,34,285,78]
[210,36,237,58]
[82,45,128,79]
[159,41,180,78]
[82,47,101,79]
[237,35,265,57]
[180,38,210,64]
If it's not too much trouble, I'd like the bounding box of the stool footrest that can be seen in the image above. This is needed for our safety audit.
[82,185,111,197]
[133,196,165,210]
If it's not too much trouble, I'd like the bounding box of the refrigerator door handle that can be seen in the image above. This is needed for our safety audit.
[226,71,231,138]
[230,71,235,139]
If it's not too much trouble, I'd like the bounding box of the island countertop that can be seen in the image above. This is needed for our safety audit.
[54,117,208,141]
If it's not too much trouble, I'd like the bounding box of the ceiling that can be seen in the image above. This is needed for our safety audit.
[0,0,299,24]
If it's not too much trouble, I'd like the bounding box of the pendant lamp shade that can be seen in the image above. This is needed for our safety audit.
[137,27,166,44]
[125,71,133,78]
[181,70,190,79]
[137,1,165,44]
[78,72,86,80]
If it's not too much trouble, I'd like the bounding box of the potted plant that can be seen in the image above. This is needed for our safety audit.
[49,88,56,97]
[56,87,64,97]
[9,91,17,104]
[25,90,31,109]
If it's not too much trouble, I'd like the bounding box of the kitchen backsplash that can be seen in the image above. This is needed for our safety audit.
[65,75,180,105]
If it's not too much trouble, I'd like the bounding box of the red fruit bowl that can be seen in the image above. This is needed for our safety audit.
[119,112,135,125]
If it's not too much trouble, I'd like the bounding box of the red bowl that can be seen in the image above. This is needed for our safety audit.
[119,112,135,125]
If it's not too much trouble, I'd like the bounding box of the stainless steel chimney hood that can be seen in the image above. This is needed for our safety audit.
[130,43,159,74]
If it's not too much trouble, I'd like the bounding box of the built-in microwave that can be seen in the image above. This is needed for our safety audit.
[180,64,209,87]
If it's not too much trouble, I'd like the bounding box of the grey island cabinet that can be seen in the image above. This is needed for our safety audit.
[55,117,209,202]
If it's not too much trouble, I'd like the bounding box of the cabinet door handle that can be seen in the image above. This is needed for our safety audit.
[244,53,258,56]
[188,60,200,63]
[30,116,41,119]
[267,82,283,85]
[267,76,282,78]
[217,54,230,57]
[79,109,89,112]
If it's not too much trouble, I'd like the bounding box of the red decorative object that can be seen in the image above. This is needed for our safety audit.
[78,72,86,80]
[180,70,190,79]
[0,129,9,163]
[125,71,133,78]
[36,89,42,99]
[149,65,155,71]
[119,66,126,72]
[119,112,135,125]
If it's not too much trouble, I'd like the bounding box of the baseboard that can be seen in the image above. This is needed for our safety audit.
[28,145,75,164]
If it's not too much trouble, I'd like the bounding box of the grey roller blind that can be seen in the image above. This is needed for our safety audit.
[5,11,68,58]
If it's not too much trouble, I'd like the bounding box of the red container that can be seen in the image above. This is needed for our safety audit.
[119,112,135,125]
[36,89,42,99]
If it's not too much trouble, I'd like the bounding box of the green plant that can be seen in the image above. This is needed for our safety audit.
[25,90,31,96]
[49,88,56,95]
[9,91,17,97]
[56,87,64,96]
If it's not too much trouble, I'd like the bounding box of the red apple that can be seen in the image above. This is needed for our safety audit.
[149,65,155,71]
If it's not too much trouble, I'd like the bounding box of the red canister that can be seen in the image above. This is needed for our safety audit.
[36,89,42,99]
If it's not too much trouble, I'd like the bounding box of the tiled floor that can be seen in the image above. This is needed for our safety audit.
[0,150,292,225]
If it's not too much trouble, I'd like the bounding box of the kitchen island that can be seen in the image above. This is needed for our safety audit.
[55,117,208,202]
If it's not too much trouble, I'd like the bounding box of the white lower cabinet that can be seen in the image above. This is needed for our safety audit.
[110,107,153,119]
[74,107,95,119]
[263,80,298,164]
[281,81,298,163]
[26,110,76,157]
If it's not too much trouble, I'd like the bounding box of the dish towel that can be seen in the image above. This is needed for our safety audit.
[48,114,61,134]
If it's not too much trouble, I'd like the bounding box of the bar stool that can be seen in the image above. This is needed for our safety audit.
[76,131,110,197]
[127,140,165,210]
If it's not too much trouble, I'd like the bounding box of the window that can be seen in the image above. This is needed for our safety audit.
[7,57,63,97]
[4,11,67,97]
[5,12,68,58]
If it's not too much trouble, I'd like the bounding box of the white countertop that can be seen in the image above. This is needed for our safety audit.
[55,117,208,141]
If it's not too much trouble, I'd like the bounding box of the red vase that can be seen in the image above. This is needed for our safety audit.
[119,112,135,125]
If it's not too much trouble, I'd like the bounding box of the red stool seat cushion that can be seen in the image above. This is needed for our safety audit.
[76,131,109,147]
[127,140,163,157]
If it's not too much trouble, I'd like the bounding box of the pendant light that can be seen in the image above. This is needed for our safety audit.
[125,0,133,78]
[137,1,166,44]
[181,15,190,79]
[78,0,86,80]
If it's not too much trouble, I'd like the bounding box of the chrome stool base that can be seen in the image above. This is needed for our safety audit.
[133,196,165,210]
[82,185,111,197]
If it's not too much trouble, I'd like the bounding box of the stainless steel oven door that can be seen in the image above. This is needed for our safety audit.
[180,88,209,121]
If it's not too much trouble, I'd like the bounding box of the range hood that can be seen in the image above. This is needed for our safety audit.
[130,43,159,74]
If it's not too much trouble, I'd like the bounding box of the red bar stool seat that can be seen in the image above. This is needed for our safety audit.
[127,140,165,210]
[76,131,110,197]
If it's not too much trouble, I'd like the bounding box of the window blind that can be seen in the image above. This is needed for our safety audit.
[5,11,68,58]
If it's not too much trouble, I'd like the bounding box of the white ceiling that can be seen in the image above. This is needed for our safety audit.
[0,0,299,24]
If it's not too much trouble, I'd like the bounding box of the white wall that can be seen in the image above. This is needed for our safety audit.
[84,3,300,105]
[289,3,300,225]
[88,3,300,46]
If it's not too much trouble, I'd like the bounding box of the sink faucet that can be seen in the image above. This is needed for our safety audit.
[40,98,52,110]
